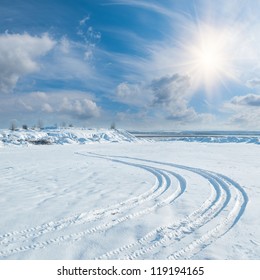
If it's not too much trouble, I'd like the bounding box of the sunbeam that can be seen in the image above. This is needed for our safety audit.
[179,23,238,94]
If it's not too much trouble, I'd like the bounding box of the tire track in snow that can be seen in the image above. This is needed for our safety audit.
[0,153,247,259]
[94,154,247,260]
[0,160,168,246]
[0,154,185,258]
[97,166,226,259]
[168,173,248,260]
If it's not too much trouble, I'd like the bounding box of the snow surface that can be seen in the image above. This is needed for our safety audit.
[0,128,259,260]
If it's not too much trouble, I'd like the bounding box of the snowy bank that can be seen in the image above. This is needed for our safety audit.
[0,128,140,146]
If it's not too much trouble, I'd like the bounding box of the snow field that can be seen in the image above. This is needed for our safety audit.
[0,141,259,259]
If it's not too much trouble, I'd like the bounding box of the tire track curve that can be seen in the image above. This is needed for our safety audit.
[0,154,185,258]
[0,164,162,246]
[97,165,227,259]
[93,154,247,260]
[0,153,247,259]
[168,172,248,260]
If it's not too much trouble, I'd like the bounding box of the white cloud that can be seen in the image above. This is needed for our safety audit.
[116,74,192,110]
[246,78,260,89]
[115,82,151,106]
[223,94,260,128]
[78,15,101,42]
[84,50,93,60]
[102,0,175,18]
[0,32,103,95]
[79,15,90,26]
[226,109,260,129]
[230,94,260,107]
[0,33,55,94]
[0,91,100,121]
[33,91,48,100]
[229,111,260,125]
[59,36,70,54]
[60,96,100,119]
[36,30,104,86]
[114,73,214,125]
[150,74,190,105]
[148,74,205,123]
[42,103,54,113]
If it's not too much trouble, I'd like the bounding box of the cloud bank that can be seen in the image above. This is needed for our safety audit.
[114,73,214,128]
[224,93,260,128]
[0,91,100,124]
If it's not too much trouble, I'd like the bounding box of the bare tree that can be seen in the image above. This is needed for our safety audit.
[110,122,116,130]
[37,119,44,130]
[10,120,17,131]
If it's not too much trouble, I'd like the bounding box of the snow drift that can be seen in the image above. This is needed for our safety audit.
[0,128,140,146]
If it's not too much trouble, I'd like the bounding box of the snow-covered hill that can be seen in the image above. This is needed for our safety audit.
[0,128,140,146]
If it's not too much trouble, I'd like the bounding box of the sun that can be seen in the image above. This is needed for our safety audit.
[192,29,228,73]
[197,44,224,72]
[180,24,237,93]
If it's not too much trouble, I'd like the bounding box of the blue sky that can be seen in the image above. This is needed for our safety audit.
[1,0,260,130]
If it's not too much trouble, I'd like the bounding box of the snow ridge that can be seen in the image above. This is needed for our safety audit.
[0,128,140,146]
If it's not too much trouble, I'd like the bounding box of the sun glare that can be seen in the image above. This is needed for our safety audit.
[198,45,224,72]
[180,24,237,93]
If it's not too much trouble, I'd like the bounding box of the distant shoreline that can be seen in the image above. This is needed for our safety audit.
[131,131,260,137]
